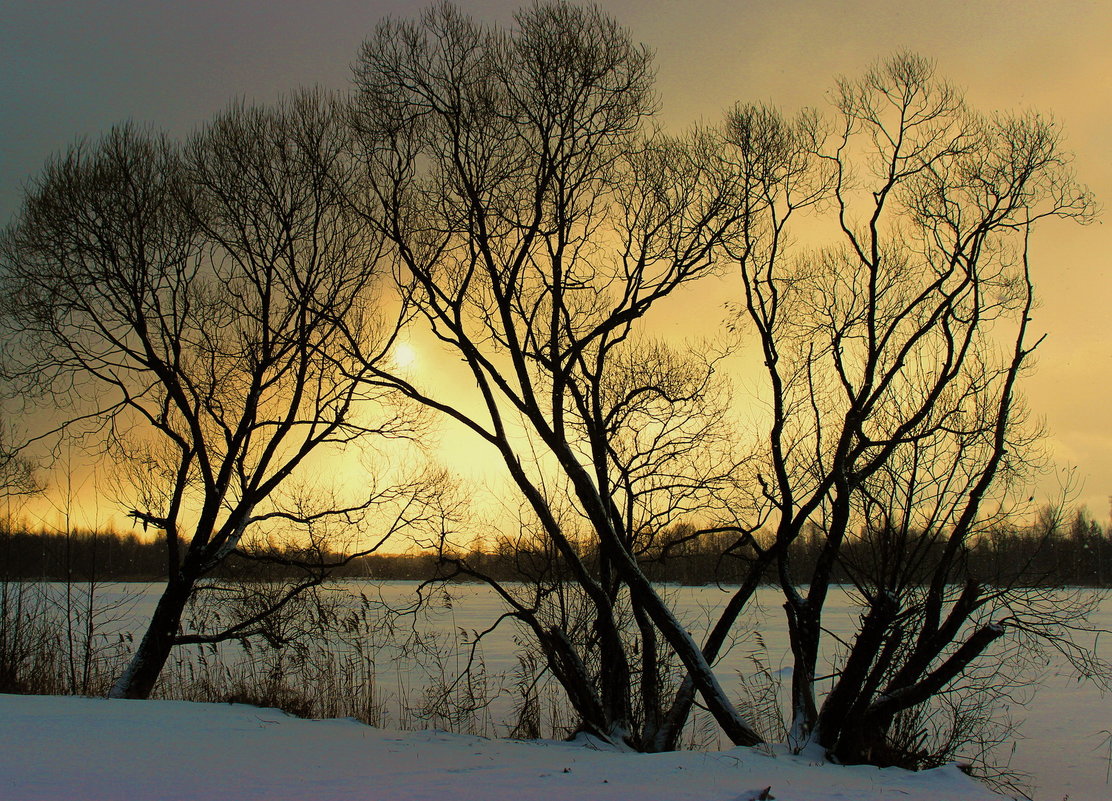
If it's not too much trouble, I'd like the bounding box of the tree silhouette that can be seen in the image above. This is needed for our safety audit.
[0,92,414,699]
[350,2,762,748]
[725,54,1102,765]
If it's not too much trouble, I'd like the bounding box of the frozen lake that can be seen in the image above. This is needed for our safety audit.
[57,581,1112,799]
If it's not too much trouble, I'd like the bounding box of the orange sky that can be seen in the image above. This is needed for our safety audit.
[621,0,1112,520]
[2,0,1109,530]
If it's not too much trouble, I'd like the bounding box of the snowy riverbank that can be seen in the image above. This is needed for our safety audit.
[0,694,997,800]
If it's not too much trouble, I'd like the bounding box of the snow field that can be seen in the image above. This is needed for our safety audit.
[0,694,996,801]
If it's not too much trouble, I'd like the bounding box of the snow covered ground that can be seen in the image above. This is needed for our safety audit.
[0,694,996,801]
[15,582,1109,798]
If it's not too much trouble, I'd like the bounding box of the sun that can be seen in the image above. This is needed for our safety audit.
[393,341,418,370]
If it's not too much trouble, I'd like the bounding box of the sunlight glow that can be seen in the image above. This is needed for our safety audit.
[393,342,418,370]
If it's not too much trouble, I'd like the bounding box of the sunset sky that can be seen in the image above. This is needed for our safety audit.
[2,0,1110,527]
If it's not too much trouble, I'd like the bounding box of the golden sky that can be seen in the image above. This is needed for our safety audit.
[2,0,1110,528]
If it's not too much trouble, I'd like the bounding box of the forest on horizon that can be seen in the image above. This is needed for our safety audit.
[4,506,1109,587]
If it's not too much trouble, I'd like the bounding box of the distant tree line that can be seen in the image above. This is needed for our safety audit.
[0,523,412,583]
[0,525,168,581]
[642,507,1112,588]
[4,506,1108,587]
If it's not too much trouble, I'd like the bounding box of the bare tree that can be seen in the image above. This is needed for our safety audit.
[725,54,1101,764]
[0,91,413,699]
[350,2,764,748]
[0,426,39,504]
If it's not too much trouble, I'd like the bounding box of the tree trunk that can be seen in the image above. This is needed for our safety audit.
[609,547,764,747]
[813,592,898,751]
[651,571,767,752]
[632,592,661,748]
[551,442,765,748]
[108,576,195,699]
[784,596,820,749]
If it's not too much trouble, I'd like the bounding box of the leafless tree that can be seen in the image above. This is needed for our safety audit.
[0,427,39,504]
[350,2,764,748]
[0,91,415,699]
[725,54,1101,764]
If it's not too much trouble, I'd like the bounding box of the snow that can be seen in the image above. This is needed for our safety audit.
[0,694,997,801]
